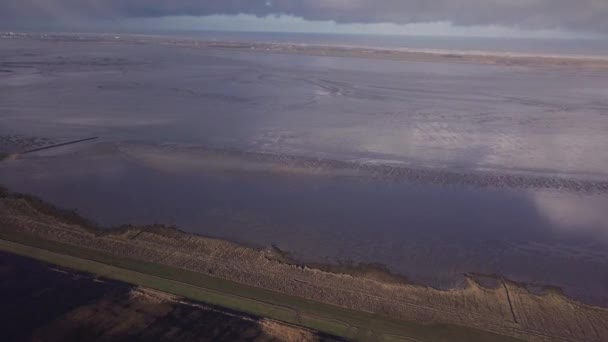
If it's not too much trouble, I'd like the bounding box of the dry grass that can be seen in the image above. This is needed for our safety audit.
[260,319,319,342]
[1,191,607,341]
[31,285,327,342]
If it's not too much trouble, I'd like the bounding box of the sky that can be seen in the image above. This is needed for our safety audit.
[1,0,607,38]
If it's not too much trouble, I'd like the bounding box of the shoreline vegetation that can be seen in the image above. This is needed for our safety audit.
[1,186,607,341]
[3,32,608,69]
[1,249,345,342]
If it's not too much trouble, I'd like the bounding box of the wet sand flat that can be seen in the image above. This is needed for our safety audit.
[1,33,608,308]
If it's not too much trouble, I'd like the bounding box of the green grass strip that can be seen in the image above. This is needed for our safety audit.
[0,230,524,342]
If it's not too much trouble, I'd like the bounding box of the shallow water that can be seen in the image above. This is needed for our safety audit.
[2,38,608,178]
[1,37,608,306]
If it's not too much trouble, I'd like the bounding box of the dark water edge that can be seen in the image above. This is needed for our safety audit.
[0,250,134,342]
[1,183,607,309]
[1,140,608,307]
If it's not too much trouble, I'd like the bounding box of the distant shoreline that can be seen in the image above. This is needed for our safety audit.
[3,31,608,69]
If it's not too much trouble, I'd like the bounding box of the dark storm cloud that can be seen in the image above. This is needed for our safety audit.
[1,0,608,32]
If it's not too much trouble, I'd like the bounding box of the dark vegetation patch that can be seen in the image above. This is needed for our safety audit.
[0,189,97,230]
[0,251,133,342]
[0,251,345,342]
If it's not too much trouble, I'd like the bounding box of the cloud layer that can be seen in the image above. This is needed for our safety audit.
[2,0,608,33]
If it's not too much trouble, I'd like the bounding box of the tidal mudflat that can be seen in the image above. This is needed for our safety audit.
[1,33,608,307]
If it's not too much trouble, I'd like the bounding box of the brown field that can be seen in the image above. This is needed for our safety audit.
[0,251,339,342]
[1,188,607,341]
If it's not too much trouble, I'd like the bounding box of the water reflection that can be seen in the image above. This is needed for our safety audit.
[1,143,607,305]
[532,190,608,236]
